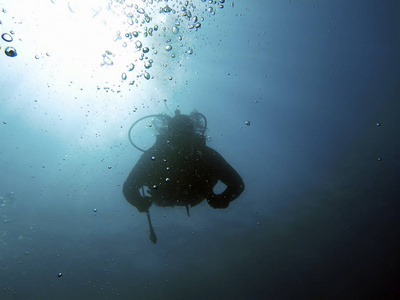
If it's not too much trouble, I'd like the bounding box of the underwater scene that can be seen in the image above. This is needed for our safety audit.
[0,0,399,299]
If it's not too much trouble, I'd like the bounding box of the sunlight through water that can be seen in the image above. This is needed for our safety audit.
[0,0,233,148]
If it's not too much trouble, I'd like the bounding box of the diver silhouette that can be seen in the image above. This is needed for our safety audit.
[123,110,244,242]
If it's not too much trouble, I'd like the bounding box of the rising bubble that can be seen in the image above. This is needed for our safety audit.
[5,47,17,57]
[172,26,179,34]
[128,63,135,71]
[1,33,13,42]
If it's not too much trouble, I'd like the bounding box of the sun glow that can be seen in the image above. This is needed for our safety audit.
[0,0,230,148]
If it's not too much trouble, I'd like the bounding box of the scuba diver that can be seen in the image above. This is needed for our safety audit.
[123,110,244,242]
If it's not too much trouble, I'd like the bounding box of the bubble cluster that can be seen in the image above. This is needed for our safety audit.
[1,30,17,57]
[98,0,232,85]
[100,50,114,66]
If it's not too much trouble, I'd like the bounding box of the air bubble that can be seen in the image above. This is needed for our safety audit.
[245,121,250,126]
[172,26,179,34]
[1,33,13,42]
[121,73,127,80]
[144,72,150,80]
[4,47,17,57]
[163,5,172,13]
[165,45,172,51]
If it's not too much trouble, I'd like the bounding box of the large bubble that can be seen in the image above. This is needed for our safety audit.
[5,47,17,57]
[1,33,13,42]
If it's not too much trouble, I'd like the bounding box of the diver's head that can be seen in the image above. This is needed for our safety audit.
[167,115,195,147]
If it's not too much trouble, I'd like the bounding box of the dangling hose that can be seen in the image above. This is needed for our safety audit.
[195,112,207,136]
[146,209,157,244]
[128,112,207,152]
[128,114,170,152]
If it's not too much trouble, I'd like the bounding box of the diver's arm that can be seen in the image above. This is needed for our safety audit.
[206,148,245,208]
[123,153,153,212]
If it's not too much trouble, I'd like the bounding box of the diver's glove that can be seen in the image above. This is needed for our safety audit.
[207,195,229,209]
[134,196,153,213]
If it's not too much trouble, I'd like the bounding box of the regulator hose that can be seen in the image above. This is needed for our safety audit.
[128,112,207,152]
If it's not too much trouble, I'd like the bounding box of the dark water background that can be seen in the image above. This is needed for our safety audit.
[0,0,399,299]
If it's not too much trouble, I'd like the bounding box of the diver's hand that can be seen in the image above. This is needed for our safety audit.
[207,195,229,209]
[135,196,153,213]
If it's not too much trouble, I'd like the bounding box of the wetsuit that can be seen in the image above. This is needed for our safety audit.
[123,137,244,212]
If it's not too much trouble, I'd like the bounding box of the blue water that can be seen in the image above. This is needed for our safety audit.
[0,0,399,299]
